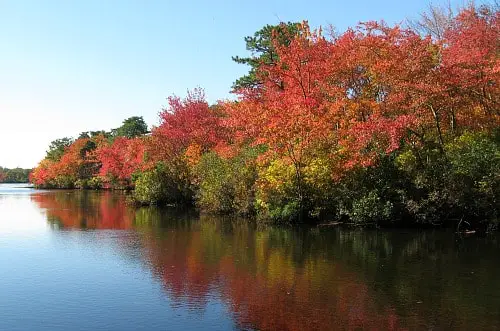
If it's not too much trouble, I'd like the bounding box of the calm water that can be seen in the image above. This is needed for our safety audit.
[0,184,499,330]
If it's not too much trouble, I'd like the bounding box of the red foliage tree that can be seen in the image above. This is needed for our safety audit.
[97,137,145,184]
[149,88,227,163]
[30,159,55,186]
[30,136,105,187]
[438,6,499,130]
[228,9,499,173]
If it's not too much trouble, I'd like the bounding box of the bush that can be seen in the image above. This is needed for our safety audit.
[53,175,76,189]
[395,131,499,229]
[346,191,393,225]
[75,177,103,190]
[194,148,259,215]
[445,132,499,227]
[133,162,193,205]
[255,159,302,223]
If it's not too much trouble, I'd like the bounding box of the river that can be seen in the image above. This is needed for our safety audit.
[0,183,499,330]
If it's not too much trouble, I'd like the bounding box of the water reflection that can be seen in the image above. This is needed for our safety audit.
[31,191,135,229]
[30,190,500,330]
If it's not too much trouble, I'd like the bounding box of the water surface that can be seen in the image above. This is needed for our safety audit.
[1,183,499,330]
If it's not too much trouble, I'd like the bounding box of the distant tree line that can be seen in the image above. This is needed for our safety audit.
[0,167,32,183]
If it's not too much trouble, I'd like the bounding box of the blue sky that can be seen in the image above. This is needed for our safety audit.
[0,0,476,168]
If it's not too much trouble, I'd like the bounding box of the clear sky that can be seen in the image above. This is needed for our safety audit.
[0,0,477,168]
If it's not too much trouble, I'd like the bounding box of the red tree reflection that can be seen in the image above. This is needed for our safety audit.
[139,218,406,331]
[28,195,499,329]
[31,191,135,229]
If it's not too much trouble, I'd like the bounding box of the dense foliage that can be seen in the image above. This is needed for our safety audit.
[0,167,31,183]
[31,5,499,229]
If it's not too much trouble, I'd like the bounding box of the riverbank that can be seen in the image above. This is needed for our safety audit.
[30,6,499,229]
[31,129,500,230]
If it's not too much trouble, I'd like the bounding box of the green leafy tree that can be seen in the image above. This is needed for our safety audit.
[46,137,74,162]
[80,130,111,139]
[232,22,301,91]
[0,167,31,183]
[113,116,148,138]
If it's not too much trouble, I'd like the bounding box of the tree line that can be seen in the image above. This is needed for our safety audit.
[0,167,31,183]
[30,4,499,229]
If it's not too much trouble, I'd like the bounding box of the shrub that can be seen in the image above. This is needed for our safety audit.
[347,191,393,225]
[195,148,259,215]
[75,177,104,190]
[133,162,193,205]
[255,159,301,223]
[396,131,499,229]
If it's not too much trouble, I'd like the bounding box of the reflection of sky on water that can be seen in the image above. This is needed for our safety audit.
[0,186,48,236]
[0,185,238,331]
